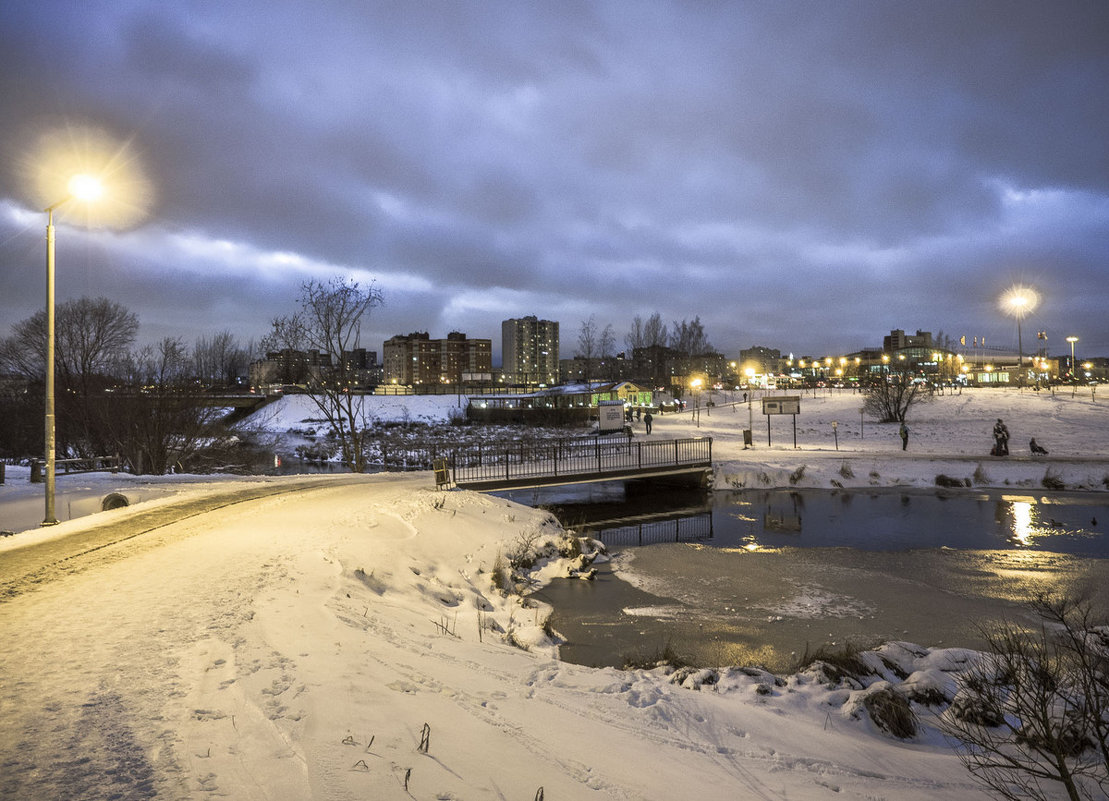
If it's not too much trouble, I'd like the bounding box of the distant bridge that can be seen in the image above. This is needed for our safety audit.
[448,436,712,491]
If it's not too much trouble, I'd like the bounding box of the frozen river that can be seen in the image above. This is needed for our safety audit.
[505,484,1109,673]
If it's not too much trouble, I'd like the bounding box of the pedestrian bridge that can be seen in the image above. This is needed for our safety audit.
[447,436,712,491]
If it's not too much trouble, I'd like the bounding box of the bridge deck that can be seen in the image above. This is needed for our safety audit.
[451,436,712,491]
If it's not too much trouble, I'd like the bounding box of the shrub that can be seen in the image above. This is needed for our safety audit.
[793,642,873,686]
[1042,469,1066,491]
[490,552,507,592]
[935,474,966,488]
[973,463,990,485]
[941,595,1109,800]
[863,687,918,739]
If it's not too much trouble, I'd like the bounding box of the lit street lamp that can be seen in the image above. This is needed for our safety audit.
[1066,335,1079,379]
[745,368,756,435]
[42,174,103,525]
[1001,285,1039,390]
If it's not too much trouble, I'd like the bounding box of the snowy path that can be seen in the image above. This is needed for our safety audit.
[0,473,1002,800]
[0,475,376,601]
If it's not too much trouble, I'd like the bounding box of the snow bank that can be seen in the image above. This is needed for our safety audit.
[1,473,1007,800]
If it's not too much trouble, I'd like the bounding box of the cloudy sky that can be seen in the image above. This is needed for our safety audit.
[2,1,1107,364]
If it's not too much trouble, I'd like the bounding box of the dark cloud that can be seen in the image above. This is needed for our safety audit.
[1,0,1107,362]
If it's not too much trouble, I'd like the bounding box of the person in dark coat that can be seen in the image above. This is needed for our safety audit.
[899,421,909,450]
[644,411,653,434]
[993,418,1010,456]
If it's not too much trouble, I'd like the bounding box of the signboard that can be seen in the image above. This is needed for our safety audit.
[761,395,801,415]
[597,400,626,432]
[433,458,451,489]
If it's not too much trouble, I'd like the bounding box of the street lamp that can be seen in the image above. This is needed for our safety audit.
[42,174,103,525]
[1066,336,1079,380]
[1001,285,1039,389]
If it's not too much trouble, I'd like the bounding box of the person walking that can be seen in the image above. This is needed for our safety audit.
[644,410,653,434]
[899,421,909,451]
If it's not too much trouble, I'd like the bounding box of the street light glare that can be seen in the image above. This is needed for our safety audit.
[67,173,104,202]
[1000,285,1039,318]
[24,123,153,227]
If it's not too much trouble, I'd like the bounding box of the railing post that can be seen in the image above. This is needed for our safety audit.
[596,439,601,473]
[674,439,679,466]
[637,441,642,470]
[506,448,511,483]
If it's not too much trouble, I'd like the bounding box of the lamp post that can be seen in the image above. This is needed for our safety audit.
[1002,285,1039,390]
[745,368,755,434]
[1066,336,1079,388]
[42,174,102,525]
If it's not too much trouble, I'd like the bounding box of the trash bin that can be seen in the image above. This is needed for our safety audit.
[0,462,5,485]
[742,429,753,448]
[30,460,42,483]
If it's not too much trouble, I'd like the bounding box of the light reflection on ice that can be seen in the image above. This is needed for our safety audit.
[1010,501,1035,546]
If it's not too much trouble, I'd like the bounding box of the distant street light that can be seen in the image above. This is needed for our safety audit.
[1066,336,1079,378]
[1001,285,1039,390]
[42,174,103,525]
[745,368,756,433]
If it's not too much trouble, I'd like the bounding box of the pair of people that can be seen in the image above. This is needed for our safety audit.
[992,418,1010,456]
[993,418,1049,456]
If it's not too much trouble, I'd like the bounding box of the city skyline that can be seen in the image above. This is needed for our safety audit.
[2,2,1107,361]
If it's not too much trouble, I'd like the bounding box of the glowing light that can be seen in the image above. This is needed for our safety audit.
[1010,501,1034,546]
[67,173,103,202]
[1001,284,1040,319]
[22,123,153,228]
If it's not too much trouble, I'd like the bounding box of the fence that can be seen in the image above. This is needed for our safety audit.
[451,435,712,489]
[29,455,121,483]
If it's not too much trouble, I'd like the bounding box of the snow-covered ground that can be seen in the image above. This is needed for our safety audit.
[0,387,1105,799]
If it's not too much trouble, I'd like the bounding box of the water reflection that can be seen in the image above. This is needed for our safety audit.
[1008,500,1035,547]
[510,485,1109,557]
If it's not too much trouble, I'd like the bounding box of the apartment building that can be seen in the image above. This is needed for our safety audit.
[502,316,559,386]
[383,331,491,386]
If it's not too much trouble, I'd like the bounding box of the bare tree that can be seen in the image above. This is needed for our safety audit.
[643,312,667,348]
[861,368,930,423]
[99,338,223,474]
[0,297,138,392]
[194,330,252,388]
[669,316,712,356]
[941,595,1109,801]
[576,315,599,384]
[625,315,646,354]
[0,297,139,459]
[266,276,383,472]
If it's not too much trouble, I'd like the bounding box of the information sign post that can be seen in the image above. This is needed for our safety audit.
[761,396,801,448]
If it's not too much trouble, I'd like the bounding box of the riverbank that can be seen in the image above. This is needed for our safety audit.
[644,386,1109,493]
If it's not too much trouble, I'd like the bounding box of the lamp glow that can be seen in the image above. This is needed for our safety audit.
[1001,285,1039,388]
[67,173,103,202]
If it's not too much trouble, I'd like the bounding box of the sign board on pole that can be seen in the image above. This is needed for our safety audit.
[761,395,801,415]
[433,457,451,490]
[598,400,626,432]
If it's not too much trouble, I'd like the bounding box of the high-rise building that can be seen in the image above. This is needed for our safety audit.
[502,316,559,386]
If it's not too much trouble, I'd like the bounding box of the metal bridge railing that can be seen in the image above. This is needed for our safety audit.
[450,436,712,488]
